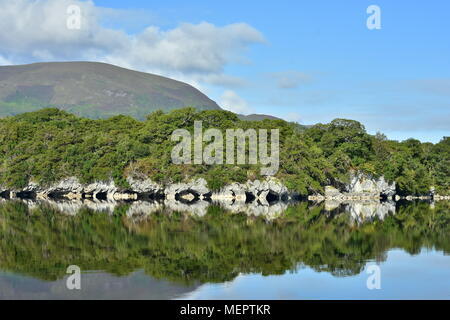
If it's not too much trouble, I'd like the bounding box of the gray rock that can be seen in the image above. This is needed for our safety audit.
[211,177,290,204]
[346,171,396,197]
[164,178,210,199]
[127,177,163,194]
[325,186,341,196]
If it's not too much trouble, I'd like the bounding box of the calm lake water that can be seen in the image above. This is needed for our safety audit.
[0,199,449,299]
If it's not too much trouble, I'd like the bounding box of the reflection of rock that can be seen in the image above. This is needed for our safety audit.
[323,199,396,224]
[212,182,246,201]
[79,199,118,214]
[217,198,288,221]
[20,198,118,216]
[43,200,84,216]
[126,201,163,221]
[247,202,288,220]
[346,201,396,224]
[12,193,290,220]
[324,200,341,211]
[208,178,291,220]
[3,175,405,224]
[164,199,210,217]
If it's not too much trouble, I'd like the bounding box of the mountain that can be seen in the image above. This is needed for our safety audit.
[237,114,282,121]
[0,61,221,119]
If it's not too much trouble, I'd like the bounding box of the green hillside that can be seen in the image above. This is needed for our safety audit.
[0,62,221,119]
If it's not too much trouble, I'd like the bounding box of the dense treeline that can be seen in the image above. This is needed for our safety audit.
[0,108,448,195]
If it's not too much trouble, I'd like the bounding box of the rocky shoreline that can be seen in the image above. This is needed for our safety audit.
[1,172,448,224]
[0,176,297,204]
[0,172,448,204]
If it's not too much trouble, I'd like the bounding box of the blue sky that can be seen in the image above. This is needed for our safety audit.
[0,0,449,142]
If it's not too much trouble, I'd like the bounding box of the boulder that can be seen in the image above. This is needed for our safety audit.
[164,178,210,199]
[346,171,396,197]
[325,186,341,197]
[126,177,163,194]
[212,177,290,204]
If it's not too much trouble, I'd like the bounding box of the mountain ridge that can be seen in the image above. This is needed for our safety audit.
[0,61,221,119]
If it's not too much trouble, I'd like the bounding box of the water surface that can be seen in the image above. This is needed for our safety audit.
[0,199,448,299]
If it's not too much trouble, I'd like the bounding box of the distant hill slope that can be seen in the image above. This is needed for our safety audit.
[238,113,309,131]
[238,114,281,121]
[0,62,221,119]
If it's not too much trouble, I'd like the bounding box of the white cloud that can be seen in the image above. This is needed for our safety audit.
[219,90,253,114]
[0,55,12,66]
[0,0,127,61]
[121,22,264,74]
[0,0,264,90]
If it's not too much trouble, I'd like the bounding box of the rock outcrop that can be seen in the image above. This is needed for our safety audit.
[127,177,164,196]
[211,177,291,204]
[5,177,140,201]
[346,171,396,198]
[164,178,210,201]
[309,172,396,202]
[0,175,294,206]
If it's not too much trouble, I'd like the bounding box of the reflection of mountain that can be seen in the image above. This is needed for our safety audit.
[0,270,199,300]
[0,200,448,285]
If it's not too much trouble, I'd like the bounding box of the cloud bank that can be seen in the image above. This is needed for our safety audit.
[0,0,264,94]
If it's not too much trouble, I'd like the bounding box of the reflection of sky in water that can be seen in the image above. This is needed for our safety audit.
[1,249,449,300]
[179,250,450,300]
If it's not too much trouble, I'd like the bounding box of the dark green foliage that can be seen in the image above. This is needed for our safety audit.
[0,108,448,195]
[0,201,448,283]
[305,120,449,195]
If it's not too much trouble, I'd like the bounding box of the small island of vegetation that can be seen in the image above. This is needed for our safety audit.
[0,108,448,196]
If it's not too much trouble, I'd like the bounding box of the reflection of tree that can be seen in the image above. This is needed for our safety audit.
[0,200,448,284]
